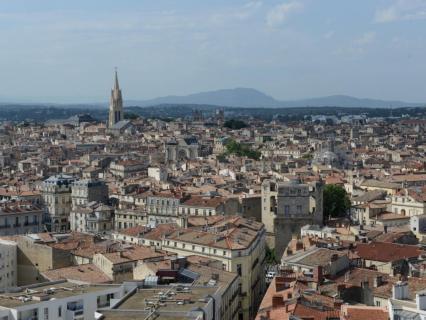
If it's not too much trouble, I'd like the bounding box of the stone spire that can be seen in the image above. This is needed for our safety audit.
[108,68,124,128]
[114,67,120,91]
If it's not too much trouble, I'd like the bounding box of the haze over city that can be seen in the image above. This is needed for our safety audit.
[1,0,426,103]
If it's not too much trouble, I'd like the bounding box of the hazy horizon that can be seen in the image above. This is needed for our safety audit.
[1,0,426,103]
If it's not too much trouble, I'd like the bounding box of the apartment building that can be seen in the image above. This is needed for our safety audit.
[0,202,43,236]
[93,245,172,282]
[0,239,17,289]
[69,202,114,234]
[42,174,76,232]
[391,188,426,217]
[109,159,147,178]
[71,179,109,208]
[146,191,186,226]
[0,280,136,320]
[114,208,147,230]
[178,194,239,217]
[160,216,266,320]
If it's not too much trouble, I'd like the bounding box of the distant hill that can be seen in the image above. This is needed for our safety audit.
[127,88,424,108]
[1,88,424,108]
[127,88,279,108]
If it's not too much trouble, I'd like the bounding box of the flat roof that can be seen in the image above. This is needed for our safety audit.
[0,281,119,308]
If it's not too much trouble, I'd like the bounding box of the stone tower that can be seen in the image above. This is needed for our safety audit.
[108,69,124,128]
[261,179,324,257]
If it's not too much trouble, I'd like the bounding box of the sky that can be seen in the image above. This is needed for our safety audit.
[0,0,426,103]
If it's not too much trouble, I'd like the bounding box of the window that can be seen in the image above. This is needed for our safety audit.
[44,307,49,320]
[237,264,242,276]
[58,306,62,317]
[296,205,302,214]
[284,205,290,215]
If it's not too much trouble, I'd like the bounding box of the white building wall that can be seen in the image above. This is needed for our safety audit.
[0,240,17,289]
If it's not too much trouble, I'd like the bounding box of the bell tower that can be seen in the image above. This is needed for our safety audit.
[108,68,123,127]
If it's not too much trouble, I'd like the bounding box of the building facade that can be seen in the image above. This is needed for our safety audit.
[0,202,43,236]
[42,174,75,232]
[71,179,109,208]
[70,202,114,234]
[0,239,17,289]
[261,179,324,256]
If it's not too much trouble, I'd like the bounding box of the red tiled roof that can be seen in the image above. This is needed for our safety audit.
[355,242,423,262]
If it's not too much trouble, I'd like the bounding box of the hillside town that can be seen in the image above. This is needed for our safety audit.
[0,72,424,320]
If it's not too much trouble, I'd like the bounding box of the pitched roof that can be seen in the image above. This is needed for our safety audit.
[355,242,423,262]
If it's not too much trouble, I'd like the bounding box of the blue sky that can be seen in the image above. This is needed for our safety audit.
[0,0,425,103]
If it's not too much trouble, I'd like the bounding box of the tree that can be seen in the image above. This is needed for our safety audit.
[124,112,139,120]
[323,184,350,221]
[223,119,248,130]
[224,139,261,160]
[265,245,279,264]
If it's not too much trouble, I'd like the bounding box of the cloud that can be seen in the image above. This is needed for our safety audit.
[266,1,303,27]
[333,32,376,58]
[355,31,376,45]
[375,0,426,23]
[209,0,262,24]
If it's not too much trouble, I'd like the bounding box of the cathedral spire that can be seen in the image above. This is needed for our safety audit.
[114,67,120,91]
[108,68,124,128]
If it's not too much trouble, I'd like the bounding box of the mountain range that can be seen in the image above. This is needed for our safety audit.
[127,88,424,109]
[1,88,424,109]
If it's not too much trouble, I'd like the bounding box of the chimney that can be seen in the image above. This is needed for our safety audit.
[313,266,323,284]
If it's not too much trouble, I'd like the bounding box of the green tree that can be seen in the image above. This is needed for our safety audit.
[124,112,139,120]
[323,184,351,221]
[265,245,278,264]
[223,119,248,130]
[224,139,261,160]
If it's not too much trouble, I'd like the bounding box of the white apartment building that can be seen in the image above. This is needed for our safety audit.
[0,240,17,289]
[388,281,426,320]
[42,174,76,232]
[70,202,114,234]
[391,189,426,217]
[0,280,137,320]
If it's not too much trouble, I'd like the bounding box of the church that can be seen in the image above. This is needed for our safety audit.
[108,69,135,135]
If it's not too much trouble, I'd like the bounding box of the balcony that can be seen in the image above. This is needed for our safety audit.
[0,224,11,229]
[24,222,39,226]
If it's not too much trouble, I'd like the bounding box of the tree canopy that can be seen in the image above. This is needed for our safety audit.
[223,119,248,130]
[323,184,351,221]
[224,139,261,160]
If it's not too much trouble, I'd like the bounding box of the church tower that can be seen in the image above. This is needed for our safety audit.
[108,69,124,127]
